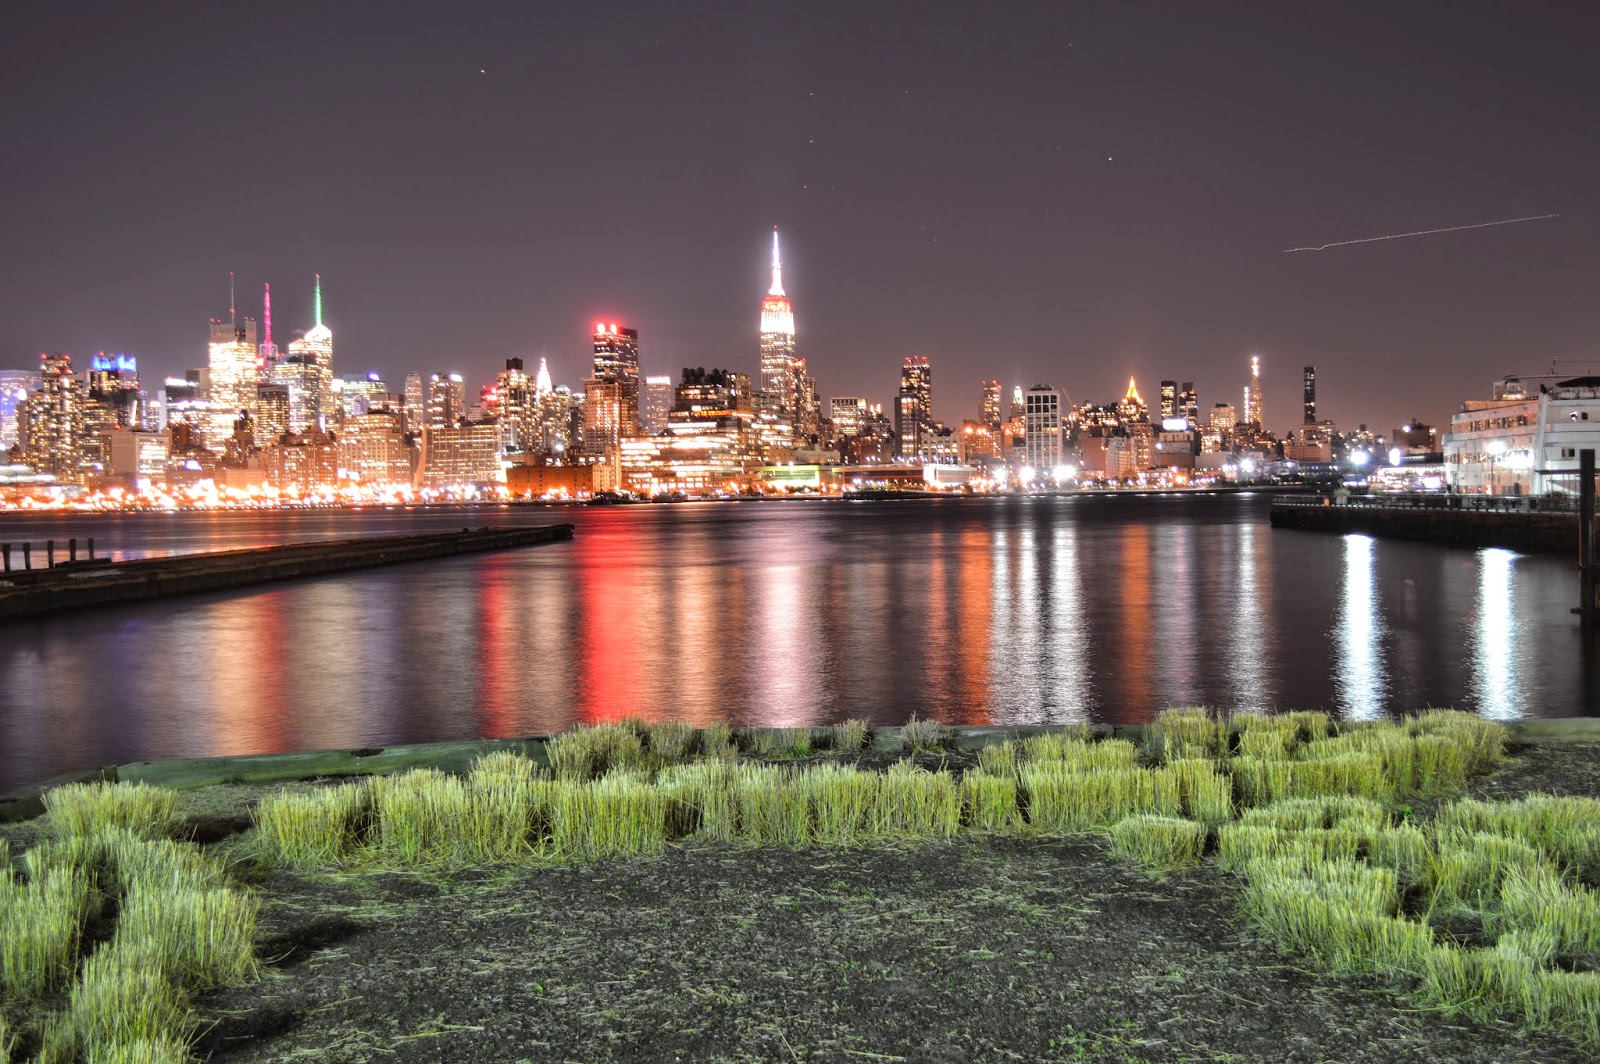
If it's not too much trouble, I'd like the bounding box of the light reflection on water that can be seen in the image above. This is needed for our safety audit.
[0,496,1594,789]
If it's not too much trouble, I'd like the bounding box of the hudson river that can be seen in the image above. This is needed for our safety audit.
[1,494,1593,789]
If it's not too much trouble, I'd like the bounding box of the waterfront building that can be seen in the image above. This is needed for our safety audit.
[207,310,258,447]
[284,275,334,424]
[959,420,1001,464]
[105,426,170,486]
[1393,421,1439,456]
[87,354,141,428]
[758,228,797,419]
[641,374,672,436]
[403,372,425,433]
[337,410,411,486]
[419,422,501,488]
[1443,375,1600,495]
[895,356,932,460]
[1023,384,1064,472]
[496,358,538,451]
[264,428,337,493]
[830,397,869,439]
[1303,365,1317,424]
[0,369,40,453]
[1153,425,1198,469]
[592,322,640,434]
[254,383,292,443]
[21,353,83,480]
[981,379,1002,432]
[426,372,467,429]
[1243,354,1263,429]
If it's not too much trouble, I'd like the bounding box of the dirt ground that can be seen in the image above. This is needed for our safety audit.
[186,740,1600,1064]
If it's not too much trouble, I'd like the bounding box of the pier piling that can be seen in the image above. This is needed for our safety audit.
[2,545,8,572]
[87,538,95,561]
[22,544,31,570]
[68,538,77,563]
[1581,449,1596,626]
[46,540,54,569]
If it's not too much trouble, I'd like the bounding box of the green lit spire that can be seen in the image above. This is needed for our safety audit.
[313,273,323,328]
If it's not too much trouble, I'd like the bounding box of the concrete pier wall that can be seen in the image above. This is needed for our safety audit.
[1269,503,1576,553]
[0,524,574,620]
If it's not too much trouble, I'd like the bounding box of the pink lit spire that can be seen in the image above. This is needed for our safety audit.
[259,282,278,367]
[769,226,784,296]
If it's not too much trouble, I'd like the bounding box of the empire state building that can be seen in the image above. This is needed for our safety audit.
[758,227,797,413]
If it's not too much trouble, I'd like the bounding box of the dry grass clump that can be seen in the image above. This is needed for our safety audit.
[1425,830,1553,911]
[1022,735,1138,771]
[1494,865,1600,957]
[805,764,878,845]
[43,782,180,840]
[976,740,1021,778]
[116,882,260,989]
[659,761,742,842]
[960,773,1022,833]
[1435,795,1600,876]
[871,762,960,839]
[701,722,739,760]
[734,767,811,847]
[550,775,671,861]
[647,722,697,764]
[0,865,93,998]
[65,951,193,1061]
[1230,756,1294,808]
[743,728,814,759]
[1023,766,1181,833]
[1109,815,1207,869]
[1409,709,1505,775]
[545,723,650,781]
[900,716,947,754]
[1148,708,1225,761]
[253,783,368,867]
[829,719,871,754]
[1157,759,1233,824]
[469,750,543,787]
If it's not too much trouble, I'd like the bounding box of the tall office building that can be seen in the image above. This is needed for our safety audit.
[426,373,467,429]
[641,375,673,436]
[591,322,640,434]
[88,354,141,428]
[981,379,1002,431]
[270,357,321,432]
[207,280,259,446]
[1179,382,1198,429]
[758,227,797,412]
[1023,384,1064,472]
[0,368,40,452]
[1303,365,1317,424]
[404,372,425,433]
[1243,354,1263,429]
[496,358,536,451]
[23,353,83,479]
[1159,380,1178,422]
[284,275,334,426]
[895,355,932,458]
[830,397,869,439]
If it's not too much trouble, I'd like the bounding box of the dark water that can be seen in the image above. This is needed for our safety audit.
[1,496,1595,790]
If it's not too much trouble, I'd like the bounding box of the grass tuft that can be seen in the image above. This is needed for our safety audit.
[1109,815,1208,869]
[829,719,871,754]
[43,782,180,840]
[0,864,93,999]
[960,773,1022,833]
[900,716,946,754]
[253,783,368,867]
[1148,708,1225,761]
[648,722,697,763]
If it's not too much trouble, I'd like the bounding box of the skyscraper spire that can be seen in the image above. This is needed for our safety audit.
[313,273,323,328]
[262,283,273,348]
[229,272,237,328]
[769,226,784,297]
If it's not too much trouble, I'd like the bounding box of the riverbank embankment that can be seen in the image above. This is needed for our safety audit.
[1270,495,1578,552]
[0,524,574,621]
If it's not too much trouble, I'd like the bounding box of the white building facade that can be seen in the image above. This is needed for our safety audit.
[1443,376,1600,495]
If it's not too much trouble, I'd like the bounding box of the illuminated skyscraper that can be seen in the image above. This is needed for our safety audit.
[285,275,334,426]
[1303,365,1317,424]
[981,379,1002,431]
[758,227,797,412]
[1179,382,1198,428]
[1023,384,1063,471]
[88,354,141,428]
[426,372,467,429]
[207,278,259,445]
[1159,380,1178,422]
[830,397,869,439]
[497,358,536,451]
[591,322,640,434]
[641,375,673,436]
[404,372,424,433]
[1243,354,1263,429]
[23,353,83,479]
[895,356,932,459]
[0,368,40,452]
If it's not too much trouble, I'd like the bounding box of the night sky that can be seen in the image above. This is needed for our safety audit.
[3,2,1596,435]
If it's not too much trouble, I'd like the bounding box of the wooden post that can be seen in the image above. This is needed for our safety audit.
[1581,449,1597,625]
[1,544,8,572]
[45,540,54,568]
[22,543,31,570]
[68,537,77,563]
[88,537,95,561]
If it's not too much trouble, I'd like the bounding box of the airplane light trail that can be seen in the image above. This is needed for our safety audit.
[1283,213,1559,253]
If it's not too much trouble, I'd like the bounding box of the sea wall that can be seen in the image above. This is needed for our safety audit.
[0,524,575,620]
[1269,503,1577,553]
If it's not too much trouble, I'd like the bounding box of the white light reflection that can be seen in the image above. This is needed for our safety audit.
[1470,548,1518,720]
[1048,524,1093,722]
[1229,523,1272,712]
[1333,535,1386,720]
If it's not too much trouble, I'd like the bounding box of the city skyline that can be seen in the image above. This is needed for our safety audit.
[3,5,1597,437]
